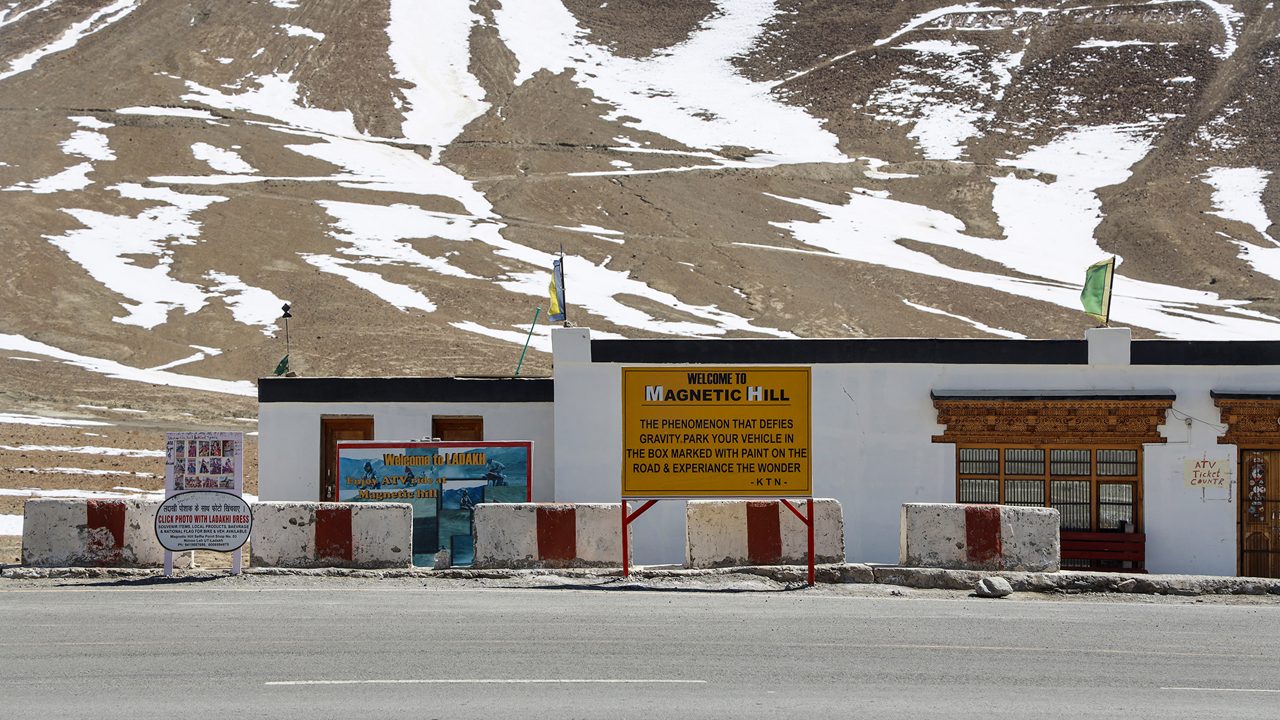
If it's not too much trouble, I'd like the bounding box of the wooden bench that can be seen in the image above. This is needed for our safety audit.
[1060,531,1146,573]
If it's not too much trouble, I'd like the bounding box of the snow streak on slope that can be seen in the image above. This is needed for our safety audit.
[768,124,1280,339]
[386,0,488,154]
[0,334,256,396]
[0,0,140,80]
[4,116,114,194]
[1205,167,1280,284]
[494,0,845,164]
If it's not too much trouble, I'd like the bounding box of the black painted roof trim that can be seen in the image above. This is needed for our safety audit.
[258,376,554,404]
[590,338,1087,365]
[1132,341,1280,365]
[931,390,1177,401]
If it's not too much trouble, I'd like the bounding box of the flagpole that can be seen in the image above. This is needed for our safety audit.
[559,245,567,327]
[514,307,541,377]
[1103,256,1115,327]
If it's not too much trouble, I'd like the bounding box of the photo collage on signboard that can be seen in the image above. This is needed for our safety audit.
[166,432,243,495]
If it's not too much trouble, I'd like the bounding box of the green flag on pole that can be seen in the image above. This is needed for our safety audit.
[1080,257,1115,325]
[273,354,290,376]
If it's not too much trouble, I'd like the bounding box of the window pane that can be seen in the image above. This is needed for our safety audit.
[1050,448,1091,476]
[1097,449,1138,476]
[959,478,998,503]
[959,448,998,476]
[1099,482,1136,530]
[1051,479,1092,530]
[1004,479,1045,506]
[1005,448,1044,476]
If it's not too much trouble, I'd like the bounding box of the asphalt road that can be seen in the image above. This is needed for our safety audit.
[2,579,1278,719]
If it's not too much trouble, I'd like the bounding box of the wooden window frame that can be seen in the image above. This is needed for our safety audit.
[956,444,1143,532]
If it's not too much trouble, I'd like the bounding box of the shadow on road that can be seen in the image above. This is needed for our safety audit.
[55,574,227,589]
[494,579,811,594]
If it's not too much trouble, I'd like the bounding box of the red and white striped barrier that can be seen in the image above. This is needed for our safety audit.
[249,502,412,569]
[899,503,1060,572]
[22,498,176,567]
[684,499,844,568]
[473,503,627,568]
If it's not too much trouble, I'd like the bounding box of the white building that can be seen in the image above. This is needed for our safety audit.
[259,327,1280,577]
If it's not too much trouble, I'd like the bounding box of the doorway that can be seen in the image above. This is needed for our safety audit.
[320,417,373,501]
[432,415,483,441]
[1241,450,1280,578]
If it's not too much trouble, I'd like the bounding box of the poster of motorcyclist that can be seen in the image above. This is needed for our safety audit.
[335,441,531,567]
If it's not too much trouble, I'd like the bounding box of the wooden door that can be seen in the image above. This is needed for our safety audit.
[321,417,373,501]
[432,416,483,441]
[1240,450,1280,578]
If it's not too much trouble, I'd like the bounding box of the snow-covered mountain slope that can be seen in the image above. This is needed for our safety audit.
[1,0,1277,403]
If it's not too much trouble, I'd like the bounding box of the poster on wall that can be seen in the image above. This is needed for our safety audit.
[1184,455,1233,489]
[161,431,247,575]
[621,366,811,498]
[336,441,532,567]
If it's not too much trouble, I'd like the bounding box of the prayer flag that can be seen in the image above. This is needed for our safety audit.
[1080,257,1115,324]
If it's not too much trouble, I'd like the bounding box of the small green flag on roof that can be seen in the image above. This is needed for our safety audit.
[273,354,290,376]
[1080,257,1115,325]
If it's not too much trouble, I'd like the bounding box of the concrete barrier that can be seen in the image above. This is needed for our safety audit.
[22,498,176,567]
[473,503,627,569]
[249,502,412,569]
[685,499,844,568]
[899,503,1060,572]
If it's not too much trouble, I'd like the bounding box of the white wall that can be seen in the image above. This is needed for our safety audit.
[551,328,1265,575]
[259,401,555,502]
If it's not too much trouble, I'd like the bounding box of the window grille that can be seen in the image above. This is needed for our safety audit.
[1004,448,1044,476]
[1098,482,1135,530]
[1004,479,1045,507]
[958,478,998,503]
[1051,480,1092,530]
[1050,448,1091,476]
[958,447,998,475]
[1097,449,1138,476]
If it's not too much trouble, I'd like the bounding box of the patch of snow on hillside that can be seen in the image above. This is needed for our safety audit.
[48,184,225,328]
[282,24,324,41]
[451,321,554,354]
[183,74,367,139]
[270,0,299,8]
[0,412,112,427]
[1075,39,1163,49]
[4,162,94,193]
[556,224,622,236]
[903,300,1026,339]
[868,42,1023,160]
[767,124,1280,339]
[386,0,488,152]
[494,0,845,164]
[0,0,57,29]
[1194,0,1242,59]
[192,142,255,173]
[63,130,114,161]
[0,0,139,80]
[318,201,480,279]
[69,115,113,131]
[301,254,436,312]
[0,444,164,457]
[118,106,220,120]
[0,333,255,396]
[285,136,489,209]
[206,271,287,335]
[1204,167,1274,243]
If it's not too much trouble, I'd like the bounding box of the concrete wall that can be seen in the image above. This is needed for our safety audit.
[22,498,184,567]
[552,328,1263,574]
[685,499,844,568]
[259,401,554,502]
[900,503,1060,572]
[249,502,412,569]
[472,502,626,568]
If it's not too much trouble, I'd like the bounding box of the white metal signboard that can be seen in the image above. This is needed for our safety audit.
[155,491,252,552]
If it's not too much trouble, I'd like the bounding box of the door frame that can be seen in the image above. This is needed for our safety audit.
[320,416,374,501]
[1238,448,1279,578]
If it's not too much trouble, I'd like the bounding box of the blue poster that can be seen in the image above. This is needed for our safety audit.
[336,441,531,567]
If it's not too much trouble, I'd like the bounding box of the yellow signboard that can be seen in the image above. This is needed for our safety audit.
[621,367,811,498]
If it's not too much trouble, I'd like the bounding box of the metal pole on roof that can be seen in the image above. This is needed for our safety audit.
[514,307,541,377]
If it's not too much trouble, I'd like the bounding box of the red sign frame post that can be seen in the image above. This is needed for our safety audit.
[620,367,816,585]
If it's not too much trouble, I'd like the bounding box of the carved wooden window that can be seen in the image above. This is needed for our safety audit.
[955,445,1141,532]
